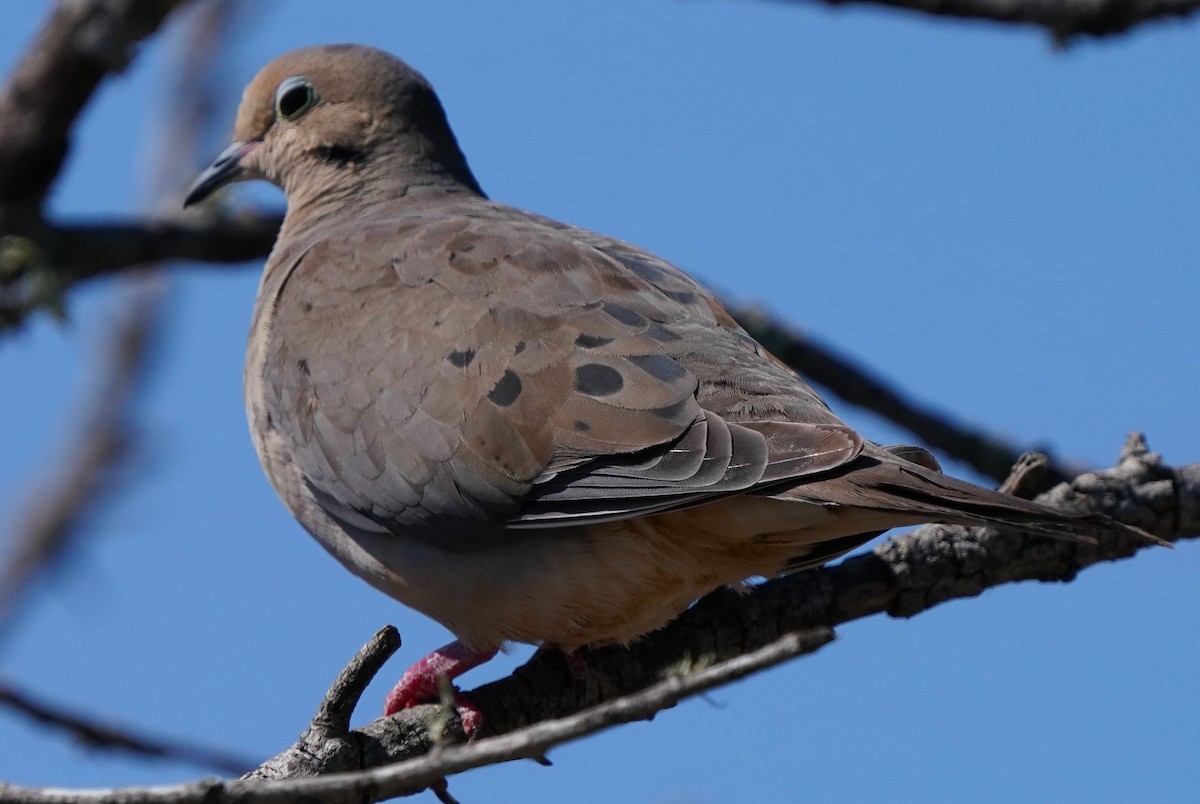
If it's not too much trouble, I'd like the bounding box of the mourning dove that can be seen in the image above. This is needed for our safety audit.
[185,45,1154,730]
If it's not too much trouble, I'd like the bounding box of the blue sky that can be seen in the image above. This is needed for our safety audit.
[1,2,1197,802]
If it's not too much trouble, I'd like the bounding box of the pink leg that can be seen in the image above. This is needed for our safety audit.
[383,641,497,733]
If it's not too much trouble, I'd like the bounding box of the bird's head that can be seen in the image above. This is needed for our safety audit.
[184,44,481,209]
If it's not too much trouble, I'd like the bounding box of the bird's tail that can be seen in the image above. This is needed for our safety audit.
[785,447,1167,548]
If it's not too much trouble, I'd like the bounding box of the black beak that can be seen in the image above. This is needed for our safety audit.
[183,140,257,207]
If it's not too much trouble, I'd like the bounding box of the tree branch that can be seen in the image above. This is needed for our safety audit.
[1,435,1192,803]
[0,212,279,332]
[0,0,193,209]
[49,213,281,278]
[246,434,1200,791]
[0,629,834,804]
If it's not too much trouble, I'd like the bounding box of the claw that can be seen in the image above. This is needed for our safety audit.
[383,640,497,735]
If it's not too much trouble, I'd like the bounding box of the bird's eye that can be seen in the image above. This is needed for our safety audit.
[275,76,318,121]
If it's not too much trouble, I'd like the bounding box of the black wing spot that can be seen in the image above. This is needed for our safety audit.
[575,333,615,348]
[298,358,311,376]
[575,363,624,397]
[574,420,592,432]
[602,302,646,327]
[487,370,523,406]
[664,290,698,304]
[644,323,682,342]
[447,348,476,367]
[613,253,668,283]
[514,341,526,355]
[628,354,688,383]
[650,397,693,420]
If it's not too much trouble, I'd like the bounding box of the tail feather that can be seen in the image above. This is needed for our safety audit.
[790,450,1168,548]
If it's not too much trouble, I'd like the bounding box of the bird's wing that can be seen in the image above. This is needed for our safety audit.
[261,204,862,542]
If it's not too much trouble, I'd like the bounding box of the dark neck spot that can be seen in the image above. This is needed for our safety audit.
[316,144,367,166]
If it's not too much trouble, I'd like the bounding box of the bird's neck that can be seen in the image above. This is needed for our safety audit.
[280,146,484,222]
[277,169,479,253]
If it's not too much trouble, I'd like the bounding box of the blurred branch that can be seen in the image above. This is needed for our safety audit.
[0,276,161,634]
[769,0,1200,40]
[1,436,1192,803]
[0,212,279,332]
[730,304,1085,485]
[0,0,251,776]
[0,681,255,776]
[0,0,193,209]
[0,0,238,635]
[52,213,282,274]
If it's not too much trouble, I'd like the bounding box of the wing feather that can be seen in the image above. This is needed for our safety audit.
[265,204,863,541]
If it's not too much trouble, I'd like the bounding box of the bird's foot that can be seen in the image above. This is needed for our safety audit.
[383,640,497,735]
